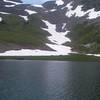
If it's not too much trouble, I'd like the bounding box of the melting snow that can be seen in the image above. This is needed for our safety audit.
[33,5,43,8]
[65,3,100,19]
[56,0,64,6]
[62,2,73,10]
[44,9,57,13]
[42,20,71,54]
[66,5,87,17]
[62,23,66,30]
[0,49,61,56]
[0,11,10,14]
[3,0,22,5]
[87,8,100,19]
[19,15,28,21]
[86,54,100,57]
[5,5,15,7]
[25,9,37,15]
[41,20,71,45]
[0,17,2,22]
[49,9,57,12]
[46,43,71,55]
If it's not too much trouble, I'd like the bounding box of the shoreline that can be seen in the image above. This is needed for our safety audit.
[0,54,100,62]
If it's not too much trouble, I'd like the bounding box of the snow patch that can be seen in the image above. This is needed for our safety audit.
[56,0,64,6]
[41,20,71,55]
[66,5,87,17]
[41,20,71,45]
[46,43,71,55]
[62,2,73,10]
[0,17,2,22]
[86,54,100,57]
[66,4,100,19]
[87,8,100,19]
[3,0,22,5]
[25,9,37,15]
[19,15,28,21]
[5,5,15,7]
[33,5,43,8]
[49,9,56,12]
[62,23,66,30]
[0,49,61,56]
[0,11,10,14]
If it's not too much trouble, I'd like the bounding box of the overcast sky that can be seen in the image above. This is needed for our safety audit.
[22,0,53,4]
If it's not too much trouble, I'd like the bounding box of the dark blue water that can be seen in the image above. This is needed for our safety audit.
[0,60,100,100]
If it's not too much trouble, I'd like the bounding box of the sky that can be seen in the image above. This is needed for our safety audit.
[22,0,53,4]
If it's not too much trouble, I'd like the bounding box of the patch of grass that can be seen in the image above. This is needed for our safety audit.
[69,21,100,53]
[0,54,100,62]
[0,14,48,48]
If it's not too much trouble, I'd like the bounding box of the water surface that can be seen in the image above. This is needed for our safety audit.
[0,60,100,100]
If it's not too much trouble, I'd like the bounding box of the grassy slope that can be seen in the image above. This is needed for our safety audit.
[69,20,100,53]
[68,0,100,54]
[0,14,48,48]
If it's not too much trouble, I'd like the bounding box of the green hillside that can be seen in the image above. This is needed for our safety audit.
[69,19,100,53]
[0,14,49,50]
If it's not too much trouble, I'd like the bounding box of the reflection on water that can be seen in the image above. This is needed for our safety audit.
[0,60,100,100]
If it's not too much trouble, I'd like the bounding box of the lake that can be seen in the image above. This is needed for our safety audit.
[0,60,100,100]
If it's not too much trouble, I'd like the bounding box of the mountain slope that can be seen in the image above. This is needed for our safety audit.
[0,0,100,55]
[0,0,51,52]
